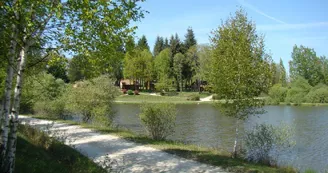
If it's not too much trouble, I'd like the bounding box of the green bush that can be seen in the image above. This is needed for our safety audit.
[66,75,119,124]
[267,84,288,104]
[305,84,328,103]
[212,94,221,100]
[21,72,66,114]
[244,123,295,166]
[187,94,200,101]
[139,103,176,140]
[285,77,312,104]
[127,90,134,95]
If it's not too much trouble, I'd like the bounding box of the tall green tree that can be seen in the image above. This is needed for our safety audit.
[123,49,153,90]
[67,54,96,82]
[196,44,212,82]
[173,53,185,91]
[279,58,287,86]
[137,35,150,51]
[154,48,172,91]
[289,45,323,86]
[169,34,182,57]
[0,1,145,172]
[183,27,197,53]
[164,38,169,49]
[47,52,69,82]
[209,9,271,157]
[153,36,164,56]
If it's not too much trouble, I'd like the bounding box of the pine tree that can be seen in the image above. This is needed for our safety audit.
[169,34,182,57]
[164,38,169,49]
[183,27,197,53]
[153,36,164,56]
[137,35,150,51]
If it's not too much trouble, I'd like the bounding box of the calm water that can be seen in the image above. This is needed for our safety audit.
[113,104,328,172]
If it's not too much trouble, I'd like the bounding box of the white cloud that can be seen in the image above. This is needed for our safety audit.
[238,0,287,24]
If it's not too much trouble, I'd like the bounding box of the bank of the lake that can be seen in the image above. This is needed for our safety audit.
[115,93,328,106]
[113,104,328,173]
[27,115,295,173]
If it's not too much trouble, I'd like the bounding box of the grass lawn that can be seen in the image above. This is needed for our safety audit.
[115,92,212,104]
[29,115,296,173]
[16,124,106,173]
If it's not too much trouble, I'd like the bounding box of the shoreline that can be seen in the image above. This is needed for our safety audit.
[23,114,297,173]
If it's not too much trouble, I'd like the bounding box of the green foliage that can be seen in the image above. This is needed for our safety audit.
[187,94,200,101]
[305,84,328,103]
[137,35,150,51]
[279,58,287,86]
[21,72,66,114]
[173,53,185,91]
[47,52,69,82]
[127,90,134,95]
[183,27,197,53]
[244,123,295,166]
[139,103,176,140]
[123,49,154,88]
[170,34,183,57]
[67,54,97,82]
[197,45,212,82]
[153,36,165,56]
[285,77,312,104]
[154,48,172,91]
[267,84,288,104]
[66,75,119,124]
[209,8,271,101]
[289,45,327,86]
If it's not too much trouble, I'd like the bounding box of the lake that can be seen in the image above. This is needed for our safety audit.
[113,104,328,172]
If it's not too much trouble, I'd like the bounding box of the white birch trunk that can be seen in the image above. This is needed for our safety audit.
[6,41,29,173]
[0,22,17,168]
[232,119,239,158]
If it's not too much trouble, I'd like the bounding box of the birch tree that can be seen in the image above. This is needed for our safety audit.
[209,9,271,158]
[0,1,145,172]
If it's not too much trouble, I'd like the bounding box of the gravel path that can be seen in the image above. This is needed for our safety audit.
[19,115,228,173]
[200,95,213,102]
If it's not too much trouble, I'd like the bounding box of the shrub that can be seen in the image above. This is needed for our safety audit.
[24,72,66,115]
[139,103,176,140]
[244,123,295,166]
[305,84,328,103]
[134,90,139,95]
[127,90,133,95]
[267,84,288,104]
[160,90,166,96]
[212,94,220,100]
[187,94,200,101]
[66,75,119,124]
[285,77,312,104]
[34,96,68,119]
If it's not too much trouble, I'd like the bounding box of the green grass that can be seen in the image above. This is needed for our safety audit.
[29,115,296,173]
[16,124,106,173]
[115,92,212,104]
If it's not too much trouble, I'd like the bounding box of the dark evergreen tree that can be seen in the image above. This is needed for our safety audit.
[164,38,169,49]
[169,33,182,57]
[183,27,197,53]
[125,36,136,53]
[137,35,150,51]
[153,36,164,56]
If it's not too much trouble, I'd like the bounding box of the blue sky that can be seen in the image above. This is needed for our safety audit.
[133,0,328,71]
